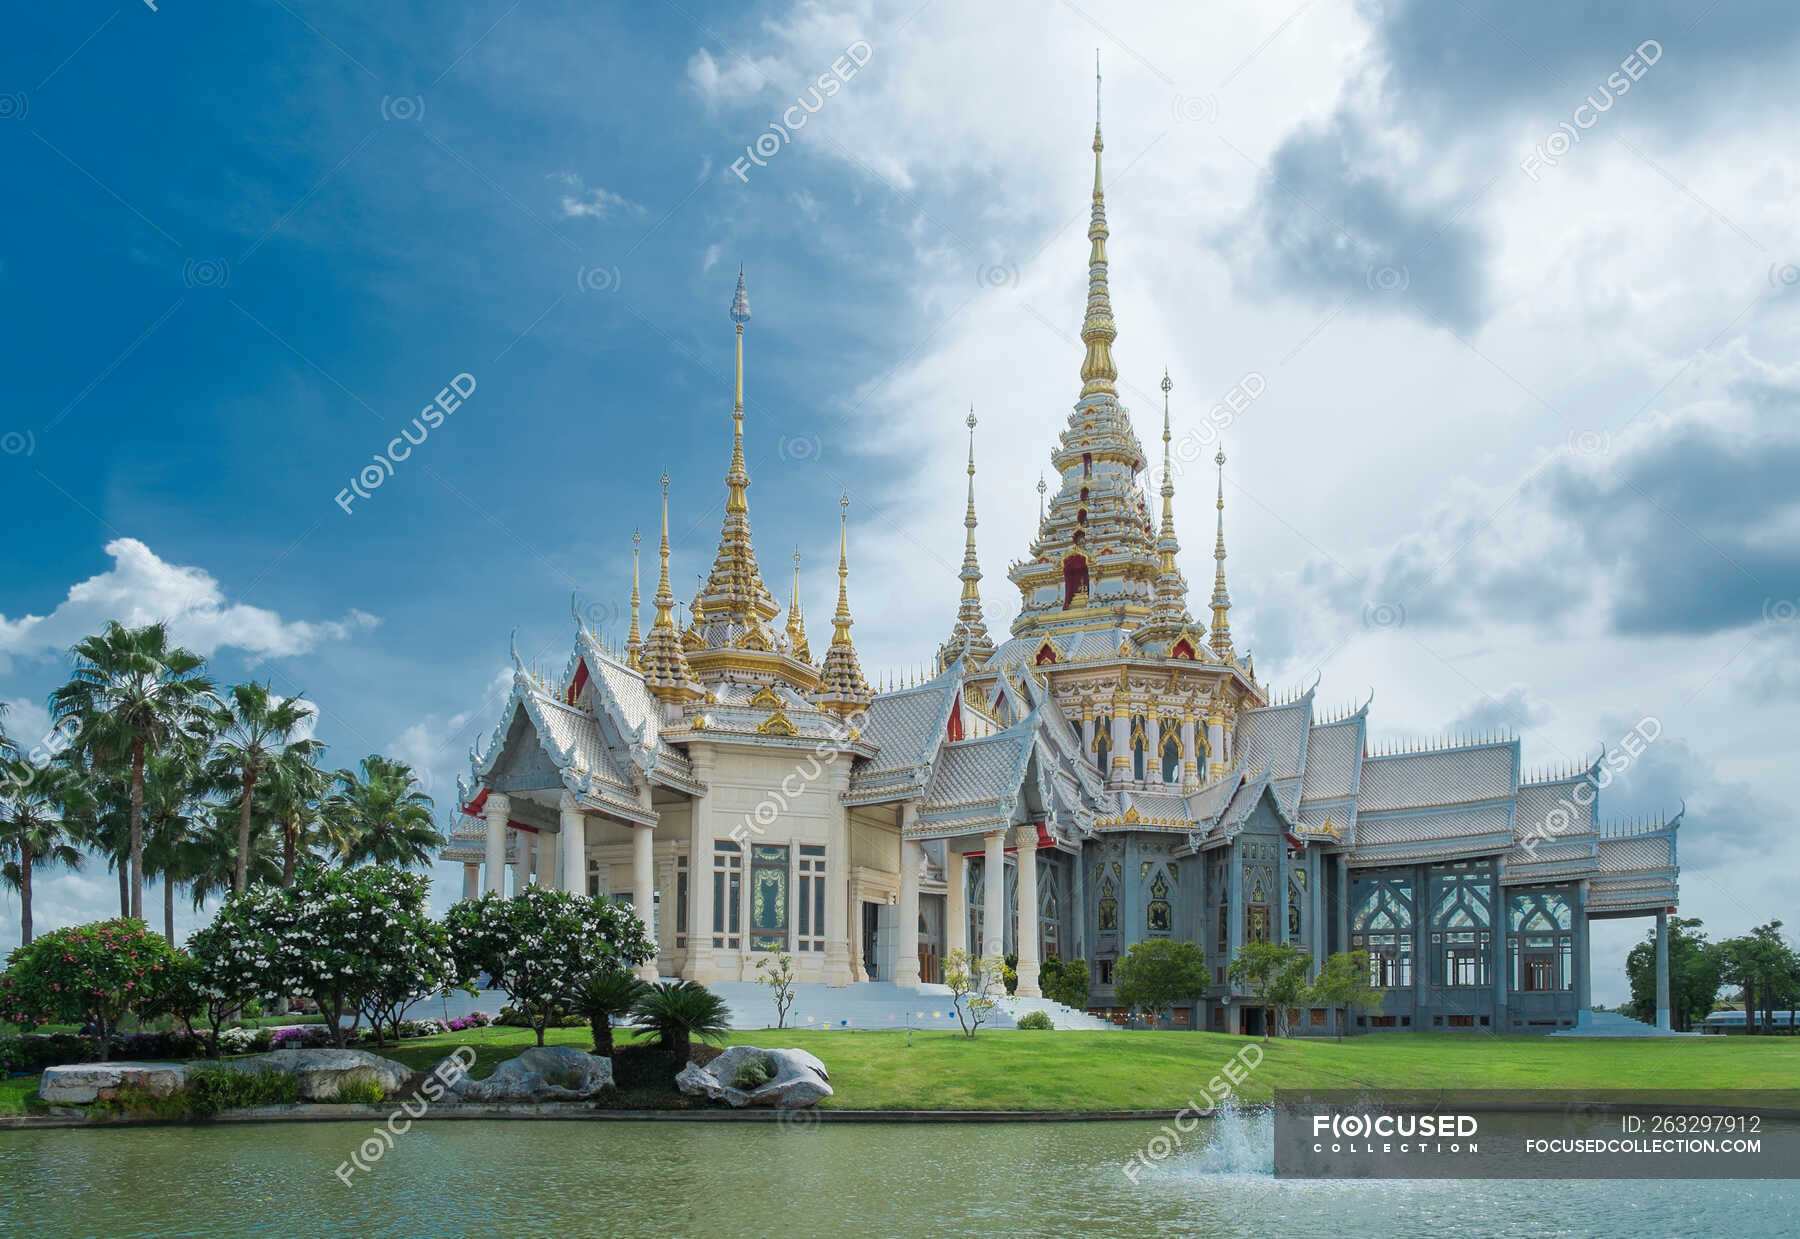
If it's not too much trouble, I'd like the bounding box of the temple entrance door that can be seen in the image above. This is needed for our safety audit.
[861,903,881,982]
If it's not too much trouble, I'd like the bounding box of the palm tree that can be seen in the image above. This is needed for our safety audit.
[183,800,283,911]
[207,683,314,893]
[325,755,440,868]
[572,968,647,1056]
[51,621,216,918]
[141,748,208,943]
[0,759,85,944]
[261,742,329,885]
[631,980,733,1064]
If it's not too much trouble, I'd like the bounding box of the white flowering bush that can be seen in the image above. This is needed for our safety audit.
[199,865,456,1048]
[217,1026,263,1054]
[445,887,654,1047]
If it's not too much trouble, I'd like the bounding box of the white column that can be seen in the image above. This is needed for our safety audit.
[1147,716,1163,785]
[1014,825,1041,997]
[823,765,854,984]
[560,792,587,896]
[632,823,659,980]
[536,830,555,890]
[1655,910,1671,1031]
[895,821,922,988]
[461,862,479,901]
[1080,713,1095,760]
[982,830,1005,959]
[483,793,510,894]
[655,855,678,974]
[1207,713,1226,779]
[944,846,967,959]
[1180,717,1198,788]
[1110,712,1130,783]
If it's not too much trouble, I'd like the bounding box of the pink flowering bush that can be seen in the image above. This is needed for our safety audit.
[0,920,178,1060]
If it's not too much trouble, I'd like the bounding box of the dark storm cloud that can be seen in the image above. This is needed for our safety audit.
[1223,0,1800,330]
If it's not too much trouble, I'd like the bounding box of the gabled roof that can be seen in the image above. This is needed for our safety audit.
[574,630,702,793]
[1590,810,1681,914]
[845,661,967,805]
[470,669,657,826]
[1235,689,1313,779]
[912,722,1036,839]
[1357,740,1518,813]
[1503,762,1603,883]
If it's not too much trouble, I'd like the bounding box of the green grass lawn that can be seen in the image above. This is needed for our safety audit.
[8,1028,1796,1116]
[376,1025,1800,1111]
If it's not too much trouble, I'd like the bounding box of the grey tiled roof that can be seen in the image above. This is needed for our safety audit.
[1235,694,1311,778]
[1300,717,1363,802]
[1352,803,1516,863]
[1357,742,1516,813]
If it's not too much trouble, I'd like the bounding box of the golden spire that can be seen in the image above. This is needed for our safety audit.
[695,268,780,634]
[1149,368,1191,633]
[626,527,643,669]
[940,408,995,670]
[1079,51,1117,399]
[1209,445,1233,658]
[786,547,811,663]
[815,490,872,715]
[640,473,699,699]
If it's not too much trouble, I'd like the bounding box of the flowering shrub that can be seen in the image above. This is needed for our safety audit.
[217,1026,267,1054]
[444,1011,491,1032]
[200,865,455,1049]
[0,920,178,1060]
[269,1024,336,1049]
[446,888,654,1046]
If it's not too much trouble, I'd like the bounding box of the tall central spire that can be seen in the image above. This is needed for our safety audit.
[696,268,780,634]
[1079,51,1117,399]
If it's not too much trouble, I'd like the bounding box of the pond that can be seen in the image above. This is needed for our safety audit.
[2,1109,1796,1237]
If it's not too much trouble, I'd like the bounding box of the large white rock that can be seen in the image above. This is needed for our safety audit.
[39,1062,189,1105]
[676,1046,832,1109]
[452,1045,614,1102]
[213,1048,414,1101]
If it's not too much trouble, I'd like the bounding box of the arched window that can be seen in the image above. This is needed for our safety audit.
[1351,875,1414,989]
[1082,452,1092,477]
[1171,638,1196,660]
[1145,866,1173,935]
[1035,641,1057,666]
[1076,508,1087,525]
[1160,729,1181,783]
[1130,716,1147,781]
[1079,486,1089,503]
[1062,552,1089,607]
[1508,890,1574,993]
[1097,863,1119,931]
[1093,715,1111,770]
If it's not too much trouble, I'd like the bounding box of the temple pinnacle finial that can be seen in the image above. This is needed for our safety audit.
[1210,444,1233,658]
[814,489,871,714]
[1079,53,1117,399]
[638,471,699,699]
[654,475,673,627]
[627,527,643,669]
[941,407,994,669]
[1036,473,1047,522]
[786,545,811,662]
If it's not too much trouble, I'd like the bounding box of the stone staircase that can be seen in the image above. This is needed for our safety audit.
[1550,1009,1698,1038]
[708,980,1120,1032]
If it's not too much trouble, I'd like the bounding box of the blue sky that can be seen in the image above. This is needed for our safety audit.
[5,1,1799,1003]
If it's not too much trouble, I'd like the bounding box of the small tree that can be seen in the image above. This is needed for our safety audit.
[445,886,655,1046]
[206,864,445,1047]
[943,948,1004,1038]
[356,913,458,1046]
[1114,939,1209,1027]
[0,920,177,1059]
[167,929,263,1058]
[1309,950,1382,1040]
[631,980,732,1063]
[1228,940,1310,1040]
[1039,956,1092,1010]
[754,952,797,1029]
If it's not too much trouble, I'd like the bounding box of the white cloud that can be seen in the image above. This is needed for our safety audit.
[0,537,379,666]
[686,47,780,108]
[702,243,723,273]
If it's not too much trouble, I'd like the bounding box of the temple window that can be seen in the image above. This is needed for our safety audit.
[1146,869,1172,935]
[1097,863,1119,931]
[1083,452,1092,477]
[1351,874,1414,988]
[1079,486,1089,503]
[1507,891,1575,991]
[1093,716,1111,769]
[796,845,826,952]
[1160,725,1180,783]
[712,841,742,950]
[749,844,790,952]
[1130,716,1147,781]
[1062,553,1089,607]
[1430,864,1493,987]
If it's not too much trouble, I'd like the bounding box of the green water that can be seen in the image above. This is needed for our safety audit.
[2,1113,1796,1237]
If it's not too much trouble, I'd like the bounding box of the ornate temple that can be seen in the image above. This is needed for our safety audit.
[447,75,1683,1034]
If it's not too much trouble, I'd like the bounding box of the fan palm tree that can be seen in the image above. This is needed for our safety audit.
[207,682,315,893]
[141,748,209,943]
[325,755,440,869]
[631,980,733,1064]
[183,799,283,911]
[0,758,85,944]
[51,621,216,918]
[572,968,647,1056]
[261,742,329,885]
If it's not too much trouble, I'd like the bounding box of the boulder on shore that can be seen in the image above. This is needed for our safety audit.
[449,1045,614,1102]
[209,1048,414,1101]
[39,1062,188,1105]
[675,1046,831,1109]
